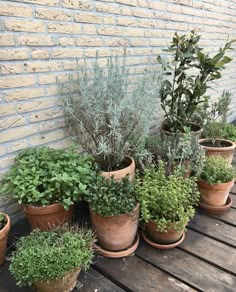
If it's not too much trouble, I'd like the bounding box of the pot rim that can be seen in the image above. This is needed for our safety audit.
[198,178,235,189]
[0,212,10,240]
[160,120,203,135]
[21,203,71,215]
[146,220,186,234]
[100,155,135,176]
[198,138,236,151]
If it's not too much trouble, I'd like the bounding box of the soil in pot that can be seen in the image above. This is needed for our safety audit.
[0,213,10,265]
[22,203,73,231]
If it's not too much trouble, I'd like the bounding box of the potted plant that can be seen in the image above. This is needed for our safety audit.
[0,147,94,231]
[136,161,199,249]
[198,156,235,213]
[0,212,10,265]
[10,226,95,291]
[60,55,161,181]
[85,175,139,258]
[157,30,234,135]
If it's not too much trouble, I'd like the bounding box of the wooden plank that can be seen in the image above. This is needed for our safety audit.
[188,213,236,247]
[179,229,236,275]
[136,240,236,292]
[198,208,236,226]
[94,255,195,292]
[78,268,125,292]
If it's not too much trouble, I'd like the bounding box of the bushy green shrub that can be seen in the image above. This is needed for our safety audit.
[0,147,95,209]
[200,156,235,184]
[85,175,137,217]
[10,227,95,287]
[136,162,199,232]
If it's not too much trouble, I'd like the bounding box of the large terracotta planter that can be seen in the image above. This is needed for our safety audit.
[0,213,10,265]
[160,121,203,139]
[90,204,139,251]
[34,268,81,292]
[22,203,73,231]
[199,138,235,165]
[100,156,135,182]
[198,179,234,207]
[145,220,184,244]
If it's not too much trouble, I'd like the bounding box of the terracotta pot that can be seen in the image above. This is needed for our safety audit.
[160,121,203,139]
[90,204,139,251]
[0,213,10,265]
[198,179,234,207]
[34,268,81,292]
[100,156,135,182]
[145,220,184,244]
[199,138,235,165]
[166,159,191,178]
[22,203,73,231]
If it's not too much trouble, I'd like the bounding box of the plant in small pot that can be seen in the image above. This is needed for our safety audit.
[60,54,161,181]
[10,226,95,292]
[85,175,139,258]
[157,30,234,135]
[0,147,95,231]
[0,212,10,265]
[198,156,235,213]
[136,161,199,249]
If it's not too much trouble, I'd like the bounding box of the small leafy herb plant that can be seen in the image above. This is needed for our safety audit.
[136,162,199,232]
[0,213,7,231]
[10,226,95,287]
[0,147,95,209]
[200,156,235,185]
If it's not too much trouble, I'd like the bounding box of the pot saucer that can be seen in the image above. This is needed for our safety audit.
[199,196,232,214]
[142,230,185,250]
[95,234,139,258]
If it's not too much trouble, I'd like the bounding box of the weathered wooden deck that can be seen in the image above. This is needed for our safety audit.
[1,184,236,291]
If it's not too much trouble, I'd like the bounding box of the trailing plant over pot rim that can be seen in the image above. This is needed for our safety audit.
[0,212,10,265]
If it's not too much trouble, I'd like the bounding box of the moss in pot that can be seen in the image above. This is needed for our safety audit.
[136,161,199,248]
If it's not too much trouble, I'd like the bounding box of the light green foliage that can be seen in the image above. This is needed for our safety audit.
[85,175,137,217]
[136,162,199,232]
[0,147,95,209]
[0,213,6,230]
[222,123,236,141]
[158,30,234,133]
[60,55,161,171]
[10,227,95,287]
[200,156,235,184]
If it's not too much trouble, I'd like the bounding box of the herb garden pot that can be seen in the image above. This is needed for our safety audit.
[166,159,191,178]
[34,268,81,292]
[89,204,139,252]
[22,203,73,231]
[160,121,203,139]
[197,179,234,207]
[199,138,235,165]
[100,156,135,182]
[0,213,10,265]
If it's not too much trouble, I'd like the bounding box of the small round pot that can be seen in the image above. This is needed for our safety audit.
[198,179,234,207]
[145,220,184,244]
[90,204,139,251]
[34,268,81,292]
[160,121,203,139]
[0,213,10,265]
[100,156,135,182]
[22,203,73,231]
[199,138,235,165]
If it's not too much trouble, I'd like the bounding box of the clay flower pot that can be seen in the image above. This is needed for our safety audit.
[34,268,81,292]
[100,156,135,182]
[198,179,234,207]
[22,203,73,231]
[0,213,10,265]
[160,121,203,139]
[145,220,184,244]
[199,138,235,165]
[90,204,139,251]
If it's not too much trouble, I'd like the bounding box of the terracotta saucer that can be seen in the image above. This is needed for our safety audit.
[142,229,185,250]
[199,196,232,214]
[95,234,139,258]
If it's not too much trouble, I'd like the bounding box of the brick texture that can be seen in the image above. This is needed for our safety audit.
[0,0,236,221]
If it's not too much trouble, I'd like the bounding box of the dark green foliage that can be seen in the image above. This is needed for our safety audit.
[10,227,95,287]
[158,31,234,133]
[200,156,235,184]
[0,147,95,209]
[0,213,6,230]
[136,161,199,232]
[85,175,137,217]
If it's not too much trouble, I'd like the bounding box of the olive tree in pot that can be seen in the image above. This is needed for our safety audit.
[60,55,161,181]
[0,212,10,265]
[10,226,95,292]
[198,156,235,213]
[85,175,139,258]
[136,162,199,249]
[157,30,234,135]
[0,147,94,231]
